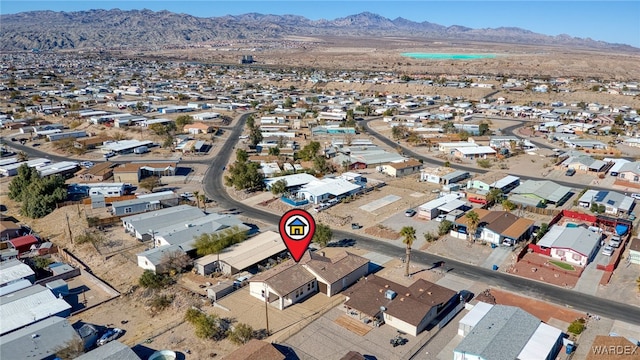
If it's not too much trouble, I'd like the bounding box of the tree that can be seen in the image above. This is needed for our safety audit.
[245,115,255,129]
[139,270,172,289]
[184,308,225,340]
[160,250,192,275]
[248,125,263,148]
[465,211,480,243]
[139,176,161,192]
[270,179,288,196]
[312,223,333,248]
[297,141,321,161]
[438,220,453,236]
[313,155,332,174]
[268,147,280,156]
[227,323,254,345]
[479,123,491,136]
[194,226,248,271]
[502,199,517,212]
[400,226,416,277]
[8,164,67,219]
[175,115,193,129]
[199,194,207,211]
[224,150,265,191]
[486,188,503,206]
[193,190,201,209]
[458,130,470,141]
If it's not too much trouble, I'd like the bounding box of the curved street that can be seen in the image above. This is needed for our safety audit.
[3,113,639,322]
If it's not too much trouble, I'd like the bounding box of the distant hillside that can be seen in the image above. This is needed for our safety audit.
[1,9,636,51]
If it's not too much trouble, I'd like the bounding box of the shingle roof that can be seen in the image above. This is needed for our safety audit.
[225,339,285,360]
[343,275,456,326]
[304,252,369,284]
[251,261,316,297]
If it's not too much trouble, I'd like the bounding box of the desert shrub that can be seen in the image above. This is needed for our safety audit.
[139,270,173,289]
[568,319,586,334]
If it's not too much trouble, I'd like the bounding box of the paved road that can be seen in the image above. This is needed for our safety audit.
[201,113,640,324]
[4,113,639,322]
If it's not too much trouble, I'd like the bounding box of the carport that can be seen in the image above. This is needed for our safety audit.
[438,199,466,214]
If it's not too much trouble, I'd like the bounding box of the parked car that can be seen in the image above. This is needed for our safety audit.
[96,328,123,346]
[404,209,416,217]
[565,168,576,176]
[468,197,488,205]
[609,235,621,248]
[435,214,446,222]
[80,161,94,168]
[459,290,474,303]
[631,193,640,200]
[103,151,116,159]
[601,245,614,256]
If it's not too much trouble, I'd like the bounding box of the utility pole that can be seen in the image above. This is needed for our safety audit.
[66,213,73,244]
[264,284,270,335]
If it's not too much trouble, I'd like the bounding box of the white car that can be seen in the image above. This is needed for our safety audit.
[601,245,614,257]
[631,193,640,200]
[435,214,446,222]
[96,328,123,346]
[80,161,94,168]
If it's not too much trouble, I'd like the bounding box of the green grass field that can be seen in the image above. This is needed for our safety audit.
[549,260,576,271]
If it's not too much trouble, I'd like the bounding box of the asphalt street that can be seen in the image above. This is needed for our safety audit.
[3,114,639,323]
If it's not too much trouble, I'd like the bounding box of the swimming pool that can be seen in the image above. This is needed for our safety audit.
[400,53,497,60]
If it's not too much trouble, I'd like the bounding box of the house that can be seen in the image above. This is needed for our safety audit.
[626,237,640,265]
[562,155,608,173]
[225,339,285,360]
[263,173,318,192]
[0,221,22,240]
[249,251,369,310]
[0,285,72,335]
[454,302,564,360]
[466,172,520,194]
[183,122,214,134]
[102,140,153,154]
[122,205,205,240]
[74,135,110,150]
[454,146,496,159]
[153,213,249,250]
[343,274,458,336]
[510,180,573,207]
[451,209,534,245]
[578,190,634,216]
[75,161,115,182]
[537,225,602,266]
[380,159,423,177]
[137,244,188,273]
[111,191,180,216]
[563,139,608,150]
[297,178,362,205]
[417,193,464,220]
[194,231,287,275]
[617,161,640,184]
[0,259,36,287]
[113,162,177,184]
[0,316,83,360]
[75,340,141,360]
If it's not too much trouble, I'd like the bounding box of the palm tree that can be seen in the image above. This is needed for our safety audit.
[465,211,480,243]
[193,191,200,209]
[400,226,416,277]
[199,194,207,212]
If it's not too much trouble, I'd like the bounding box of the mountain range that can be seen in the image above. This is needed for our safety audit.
[0,9,635,52]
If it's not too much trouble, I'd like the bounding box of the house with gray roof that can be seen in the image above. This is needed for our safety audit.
[578,190,634,216]
[617,161,640,185]
[153,213,249,250]
[111,190,179,216]
[121,205,205,240]
[0,285,72,335]
[0,316,81,360]
[510,180,573,207]
[455,303,563,360]
[75,340,141,360]
[0,259,35,287]
[537,225,602,266]
[561,154,608,173]
[137,244,188,273]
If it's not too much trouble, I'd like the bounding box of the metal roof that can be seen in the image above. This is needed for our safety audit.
[517,322,563,360]
[155,214,249,251]
[511,180,573,203]
[455,305,542,360]
[0,285,71,335]
[0,260,35,286]
[122,205,205,237]
[537,225,601,257]
[459,301,494,328]
[0,316,80,360]
[75,340,141,360]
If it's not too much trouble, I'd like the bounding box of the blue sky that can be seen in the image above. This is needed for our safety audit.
[2,1,639,47]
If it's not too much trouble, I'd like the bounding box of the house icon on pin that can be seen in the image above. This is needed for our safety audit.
[288,218,306,236]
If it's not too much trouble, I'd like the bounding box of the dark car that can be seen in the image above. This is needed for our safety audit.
[459,290,474,303]
[565,168,576,176]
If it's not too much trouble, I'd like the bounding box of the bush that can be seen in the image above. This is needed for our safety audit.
[227,323,254,345]
[185,308,226,340]
[423,232,438,242]
[568,319,586,334]
[477,159,491,168]
[75,231,105,245]
[139,270,172,289]
[438,220,453,236]
[149,294,174,314]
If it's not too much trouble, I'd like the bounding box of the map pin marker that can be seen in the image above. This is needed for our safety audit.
[279,209,316,262]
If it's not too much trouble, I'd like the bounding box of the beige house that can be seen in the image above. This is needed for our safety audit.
[113,162,177,184]
[628,237,640,265]
[183,122,214,134]
[249,251,369,310]
[380,159,423,177]
[75,161,114,182]
[343,274,458,336]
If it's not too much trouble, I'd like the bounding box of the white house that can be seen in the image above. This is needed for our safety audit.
[537,225,601,266]
[297,178,362,204]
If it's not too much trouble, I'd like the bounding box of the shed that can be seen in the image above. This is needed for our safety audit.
[8,235,38,254]
[206,281,235,301]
